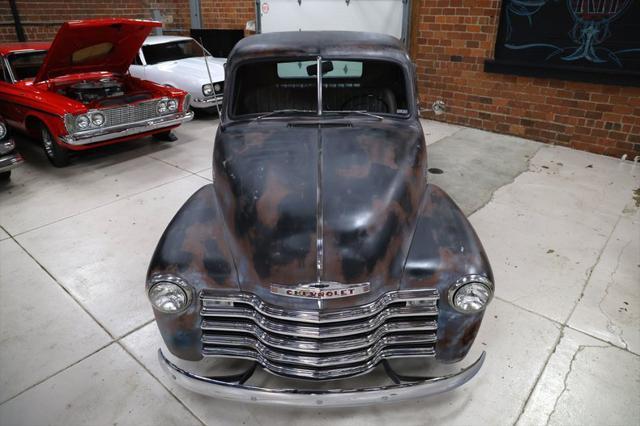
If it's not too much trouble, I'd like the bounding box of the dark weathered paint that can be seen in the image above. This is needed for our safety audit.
[212,123,319,303]
[401,184,493,362]
[148,185,237,361]
[148,31,493,367]
[148,183,491,363]
[209,119,425,310]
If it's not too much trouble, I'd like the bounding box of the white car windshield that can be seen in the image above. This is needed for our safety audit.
[142,40,204,65]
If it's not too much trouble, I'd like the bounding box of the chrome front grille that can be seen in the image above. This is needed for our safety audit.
[103,100,160,127]
[200,289,439,380]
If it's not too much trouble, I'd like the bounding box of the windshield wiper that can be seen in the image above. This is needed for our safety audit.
[324,110,384,121]
[255,109,315,121]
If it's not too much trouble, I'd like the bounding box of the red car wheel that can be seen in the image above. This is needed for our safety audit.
[41,124,70,167]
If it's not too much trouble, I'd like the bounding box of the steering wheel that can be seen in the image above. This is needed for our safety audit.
[340,95,390,114]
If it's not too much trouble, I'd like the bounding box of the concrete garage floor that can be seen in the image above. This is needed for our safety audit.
[0,116,638,426]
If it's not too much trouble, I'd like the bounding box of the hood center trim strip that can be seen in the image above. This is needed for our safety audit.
[316,126,324,285]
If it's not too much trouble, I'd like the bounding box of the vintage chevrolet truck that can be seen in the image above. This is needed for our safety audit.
[146,31,494,406]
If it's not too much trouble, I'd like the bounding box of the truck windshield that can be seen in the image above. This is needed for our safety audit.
[231,58,410,118]
[7,50,47,81]
[142,39,206,65]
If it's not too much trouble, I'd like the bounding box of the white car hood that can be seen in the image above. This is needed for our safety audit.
[148,56,225,85]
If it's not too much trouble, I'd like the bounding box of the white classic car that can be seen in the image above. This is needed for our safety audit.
[130,36,225,111]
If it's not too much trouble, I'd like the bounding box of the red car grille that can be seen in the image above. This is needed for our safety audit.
[103,100,160,127]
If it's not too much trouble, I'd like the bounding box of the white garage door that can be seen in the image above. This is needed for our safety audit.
[257,0,410,44]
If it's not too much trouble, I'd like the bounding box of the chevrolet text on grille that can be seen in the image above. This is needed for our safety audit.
[270,282,370,299]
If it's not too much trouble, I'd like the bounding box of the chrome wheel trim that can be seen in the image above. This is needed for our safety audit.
[41,128,54,158]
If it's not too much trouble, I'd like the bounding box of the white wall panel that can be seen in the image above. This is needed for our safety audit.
[258,0,406,41]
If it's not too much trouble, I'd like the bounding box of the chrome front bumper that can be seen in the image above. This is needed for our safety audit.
[60,111,194,146]
[158,349,485,407]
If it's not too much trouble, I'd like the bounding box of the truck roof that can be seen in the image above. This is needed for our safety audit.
[229,31,409,64]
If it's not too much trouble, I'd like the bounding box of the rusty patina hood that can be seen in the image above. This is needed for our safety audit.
[212,119,426,308]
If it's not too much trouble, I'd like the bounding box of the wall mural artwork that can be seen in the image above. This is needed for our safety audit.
[488,0,640,83]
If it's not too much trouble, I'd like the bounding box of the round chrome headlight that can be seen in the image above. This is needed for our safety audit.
[213,83,222,93]
[167,99,178,111]
[75,115,90,130]
[0,123,6,140]
[448,275,493,314]
[202,84,213,96]
[157,100,168,114]
[91,113,105,126]
[148,281,189,313]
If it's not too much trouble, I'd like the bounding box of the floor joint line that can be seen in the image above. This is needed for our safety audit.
[10,173,193,238]
[117,341,208,426]
[512,211,624,425]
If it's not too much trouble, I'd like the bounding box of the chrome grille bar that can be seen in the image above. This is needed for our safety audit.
[201,319,436,353]
[201,288,438,324]
[201,306,436,339]
[102,100,161,127]
[201,346,436,380]
[200,290,439,380]
[202,334,435,367]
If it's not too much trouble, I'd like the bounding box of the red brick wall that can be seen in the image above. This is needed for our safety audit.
[1,0,638,157]
[201,0,254,30]
[413,0,639,158]
[0,0,190,43]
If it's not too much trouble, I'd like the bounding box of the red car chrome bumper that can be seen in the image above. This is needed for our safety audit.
[59,110,194,146]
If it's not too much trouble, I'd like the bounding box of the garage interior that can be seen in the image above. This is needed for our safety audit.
[0,1,639,425]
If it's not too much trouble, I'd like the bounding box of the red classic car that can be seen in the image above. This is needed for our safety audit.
[0,19,193,167]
